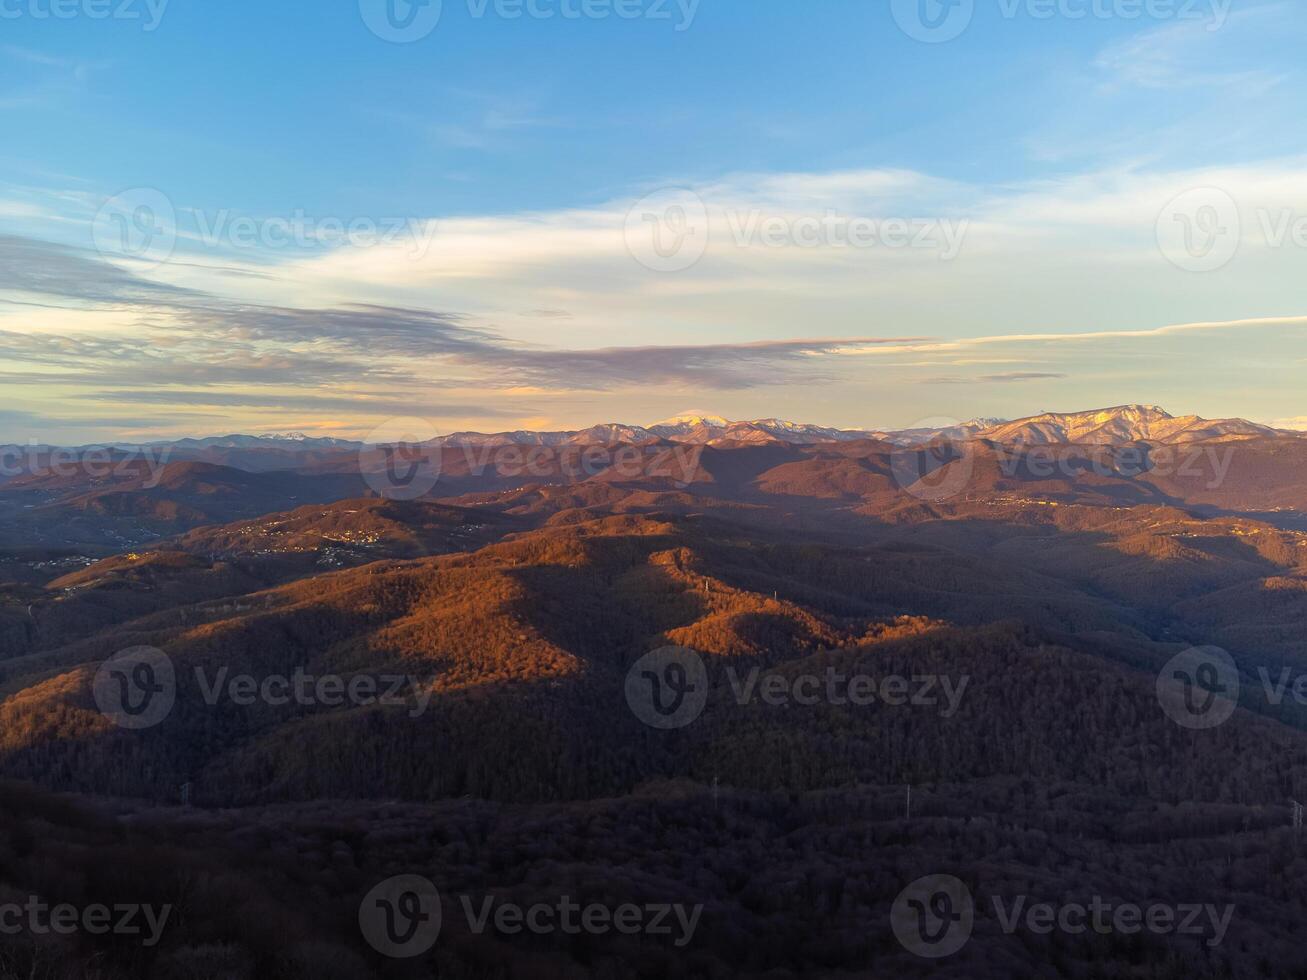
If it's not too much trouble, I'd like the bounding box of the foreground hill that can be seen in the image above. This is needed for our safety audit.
[7,772,1306,979]
[0,499,516,661]
[3,505,1306,806]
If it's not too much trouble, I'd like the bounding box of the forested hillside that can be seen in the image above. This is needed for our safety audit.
[2,436,1307,977]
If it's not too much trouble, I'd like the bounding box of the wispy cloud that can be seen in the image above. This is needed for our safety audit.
[475,336,924,390]
[1093,16,1281,91]
[78,389,520,419]
[0,233,197,306]
[0,45,105,110]
[921,372,1068,385]
[0,234,923,404]
[382,88,564,151]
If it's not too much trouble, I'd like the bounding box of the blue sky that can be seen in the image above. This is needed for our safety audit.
[1,0,1305,440]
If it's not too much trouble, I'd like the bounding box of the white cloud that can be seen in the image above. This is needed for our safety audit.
[7,159,1307,437]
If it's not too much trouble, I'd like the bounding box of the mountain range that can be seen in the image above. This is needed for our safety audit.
[17,405,1298,459]
[457,405,1293,447]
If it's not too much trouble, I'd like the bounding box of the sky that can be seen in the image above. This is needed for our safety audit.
[1,0,1306,442]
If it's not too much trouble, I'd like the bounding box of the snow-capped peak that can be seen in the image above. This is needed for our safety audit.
[652,413,732,429]
[260,431,314,442]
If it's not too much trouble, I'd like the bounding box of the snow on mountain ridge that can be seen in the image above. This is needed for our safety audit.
[38,407,1302,454]
[976,405,1277,445]
[653,413,731,429]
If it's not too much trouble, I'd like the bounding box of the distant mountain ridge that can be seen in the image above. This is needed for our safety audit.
[425,404,1293,448]
[975,404,1283,445]
[18,405,1301,455]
